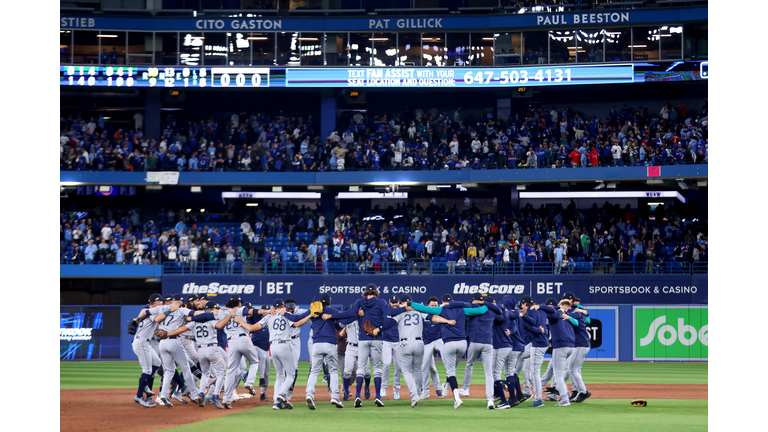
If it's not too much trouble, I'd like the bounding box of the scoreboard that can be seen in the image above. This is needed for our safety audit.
[59,61,707,89]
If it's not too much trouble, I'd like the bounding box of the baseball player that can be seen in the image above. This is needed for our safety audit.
[301,293,361,409]
[152,294,186,407]
[337,307,372,401]
[181,294,204,381]
[419,296,444,399]
[150,293,206,407]
[488,295,520,409]
[537,297,561,400]
[130,293,164,408]
[164,301,227,408]
[512,295,534,403]
[537,299,578,406]
[567,297,592,403]
[236,298,312,410]
[247,304,272,402]
[503,295,527,406]
[350,284,397,408]
[407,294,488,409]
[380,295,403,399]
[284,299,307,401]
[519,295,548,407]
[458,293,503,409]
[214,295,266,409]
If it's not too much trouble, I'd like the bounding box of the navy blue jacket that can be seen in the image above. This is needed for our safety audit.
[572,311,590,348]
[466,301,502,345]
[247,314,270,351]
[422,318,442,345]
[296,306,358,345]
[521,308,549,348]
[539,305,576,349]
[381,316,399,342]
[410,301,488,344]
[352,296,392,341]
[491,310,513,349]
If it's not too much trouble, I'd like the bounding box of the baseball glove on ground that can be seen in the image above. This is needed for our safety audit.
[154,329,168,339]
[362,320,377,337]
[631,399,647,407]
[127,319,138,335]
[310,301,324,318]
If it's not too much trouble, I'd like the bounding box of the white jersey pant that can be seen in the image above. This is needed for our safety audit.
[222,336,260,404]
[493,348,519,380]
[541,358,555,387]
[181,336,199,366]
[270,341,296,403]
[397,340,424,401]
[552,347,575,402]
[159,338,201,400]
[568,346,590,394]
[291,337,302,370]
[514,343,532,393]
[343,344,371,379]
[381,341,402,391]
[441,340,468,378]
[197,344,226,397]
[357,340,383,378]
[528,346,547,400]
[306,342,340,400]
[132,338,161,374]
[462,342,495,400]
[421,339,443,394]
[255,346,270,388]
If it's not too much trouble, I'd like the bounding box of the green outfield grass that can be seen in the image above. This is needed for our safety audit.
[60,360,707,390]
[164,399,707,432]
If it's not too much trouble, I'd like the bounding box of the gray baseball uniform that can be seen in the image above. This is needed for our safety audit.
[259,313,300,403]
[132,308,162,375]
[342,320,370,379]
[391,310,424,402]
[150,306,202,401]
[217,307,260,404]
[515,343,532,394]
[286,307,306,400]
[184,320,226,398]
[462,342,495,400]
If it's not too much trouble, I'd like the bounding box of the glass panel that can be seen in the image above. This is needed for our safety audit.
[299,32,324,66]
[73,30,99,64]
[548,30,575,64]
[100,31,126,65]
[575,29,603,63]
[348,33,372,66]
[421,32,446,67]
[203,32,228,65]
[604,28,631,63]
[324,33,348,66]
[494,32,522,66]
[470,33,494,66]
[155,33,178,65]
[227,32,251,66]
[127,32,154,65]
[179,32,203,66]
[276,32,300,66]
[61,30,72,64]
[521,31,547,65]
[446,33,469,66]
[372,33,397,67]
[397,32,420,66]
[248,32,274,66]
[632,27,660,61]
[660,25,683,60]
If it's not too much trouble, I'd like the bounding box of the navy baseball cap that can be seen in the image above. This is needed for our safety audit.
[163,294,173,302]
[172,293,185,301]
[442,294,453,303]
[204,301,217,309]
[400,294,412,303]
[520,295,533,305]
[229,295,242,303]
[198,294,209,301]
[486,296,496,304]
[186,294,198,303]
[273,299,285,308]
[472,293,485,301]
[389,295,399,303]
[320,293,331,305]
[545,297,558,306]
[148,293,162,302]
[365,283,379,291]
[561,292,576,301]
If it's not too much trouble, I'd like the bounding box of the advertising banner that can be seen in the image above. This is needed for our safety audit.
[633,305,708,361]
[60,306,121,360]
[544,306,617,361]
[162,274,707,306]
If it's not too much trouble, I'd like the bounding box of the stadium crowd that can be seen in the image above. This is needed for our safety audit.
[60,101,707,172]
[60,200,708,274]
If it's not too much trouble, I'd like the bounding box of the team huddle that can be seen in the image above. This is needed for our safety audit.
[129,283,592,411]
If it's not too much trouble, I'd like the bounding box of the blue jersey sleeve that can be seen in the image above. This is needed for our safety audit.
[190,312,216,322]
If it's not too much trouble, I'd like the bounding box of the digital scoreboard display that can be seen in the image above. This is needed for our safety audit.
[59,61,706,89]
[60,306,121,360]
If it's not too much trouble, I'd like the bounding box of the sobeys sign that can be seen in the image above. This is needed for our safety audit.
[633,306,708,361]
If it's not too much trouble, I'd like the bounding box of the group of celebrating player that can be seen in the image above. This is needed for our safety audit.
[130,283,592,411]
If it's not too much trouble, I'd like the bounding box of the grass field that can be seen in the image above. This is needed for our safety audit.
[61,361,707,432]
[60,360,708,390]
